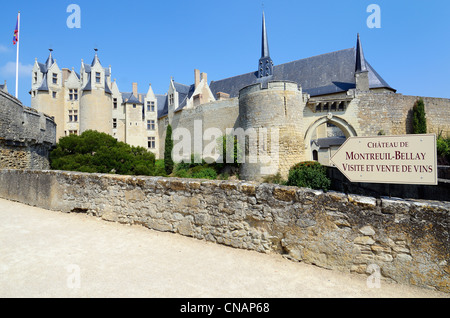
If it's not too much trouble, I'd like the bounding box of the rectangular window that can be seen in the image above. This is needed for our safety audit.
[52,91,57,99]
[113,118,117,129]
[169,94,174,105]
[33,72,38,84]
[69,89,79,101]
[148,137,156,149]
[74,110,78,122]
[96,72,101,83]
[133,104,136,109]
[147,101,156,112]
[147,120,155,131]
[52,73,58,85]
[113,98,118,109]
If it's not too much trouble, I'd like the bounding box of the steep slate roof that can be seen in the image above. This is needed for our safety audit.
[209,47,395,98]
[173,82,195,110]
[121,92,143,105]
[36,52,56,92]
[156,94,168,118]
[81,61,112,94]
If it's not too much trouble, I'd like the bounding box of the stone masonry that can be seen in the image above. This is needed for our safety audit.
[0,169,448,293]
[0,90,56,170]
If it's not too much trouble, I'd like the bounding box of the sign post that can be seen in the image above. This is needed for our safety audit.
[330,134,438,185]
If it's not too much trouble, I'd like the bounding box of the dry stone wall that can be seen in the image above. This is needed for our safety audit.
[0,169,448,293]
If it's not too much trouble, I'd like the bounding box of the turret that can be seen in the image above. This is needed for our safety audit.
[258,12,274,78]
[355,34,370,91]
[79,49,112,135]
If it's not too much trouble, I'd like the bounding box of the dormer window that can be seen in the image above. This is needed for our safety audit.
[169,94,174,105]
[33,72,38,84]
[52,73,58,85]
[95,72,101,83]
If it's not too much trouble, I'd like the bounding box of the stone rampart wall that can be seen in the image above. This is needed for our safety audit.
[356,92,450,137]
[0,91,56,169]
[0,169,448,293]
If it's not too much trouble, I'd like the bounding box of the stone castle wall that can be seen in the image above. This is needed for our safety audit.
[0,91,56,169]
[159,98,240,160]
[0,169,448,293]
[355,92,450,137]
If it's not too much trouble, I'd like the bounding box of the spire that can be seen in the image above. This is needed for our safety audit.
[261,11,270,58]
[355,33,368,73]
[258,11,274,78]
[45,49,54,70]
[91,48,101,66]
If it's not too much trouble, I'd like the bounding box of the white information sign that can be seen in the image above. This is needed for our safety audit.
[330,134,438,185]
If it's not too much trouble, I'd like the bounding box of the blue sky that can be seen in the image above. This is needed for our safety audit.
[0,0,449,106]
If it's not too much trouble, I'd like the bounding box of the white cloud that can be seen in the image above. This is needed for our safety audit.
[0,61,33,77]
[0,45,9,53]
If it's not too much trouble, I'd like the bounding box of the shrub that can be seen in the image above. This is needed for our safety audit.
[191,166,217,180]
[437,138,449,157]
[286,161,331,191]
[154,159,167,177]
[50,130,155,176]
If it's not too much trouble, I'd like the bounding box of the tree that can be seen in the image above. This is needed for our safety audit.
[49,130,155,176]
[412,99,427,134]
[164,124,174,174]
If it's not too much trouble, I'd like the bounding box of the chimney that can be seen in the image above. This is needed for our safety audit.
[216,92,230,100]
[194,69,200,89]
[132,82,138,98]
[62,68,71,83]
[201,72,207,84]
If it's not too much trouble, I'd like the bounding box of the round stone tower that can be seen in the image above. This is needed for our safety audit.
[238,81,306,181]
[79,52,112,135]
[79,89,112,135]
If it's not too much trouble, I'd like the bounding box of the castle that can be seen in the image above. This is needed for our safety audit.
[31,13,450,181]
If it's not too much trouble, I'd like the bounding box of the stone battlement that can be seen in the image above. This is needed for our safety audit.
[239,81,301,98]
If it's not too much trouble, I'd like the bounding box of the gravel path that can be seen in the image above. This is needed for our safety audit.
[0,198,448,298]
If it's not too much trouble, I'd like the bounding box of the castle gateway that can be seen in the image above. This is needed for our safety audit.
[31,13,450,181]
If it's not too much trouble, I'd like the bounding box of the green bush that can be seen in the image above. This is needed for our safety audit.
[191,166,217,180]
[173,164,218,180]
[437,138,449,157]
[154,159,167,177]
[412,99,427,134]
[286,161,331,191]
[50,130,155,176]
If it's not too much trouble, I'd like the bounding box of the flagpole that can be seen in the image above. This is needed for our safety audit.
[15,11,20,99]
